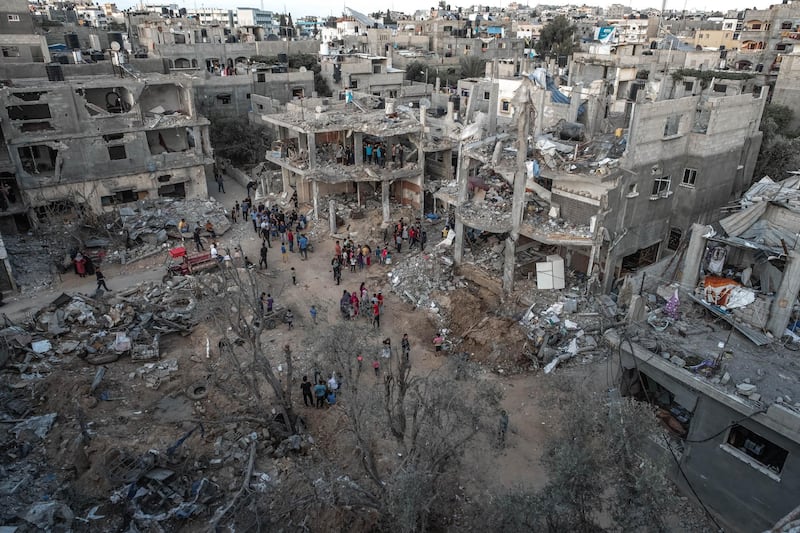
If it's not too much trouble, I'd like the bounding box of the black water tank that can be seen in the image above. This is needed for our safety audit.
[107,32,124,49]
[46,63,65,81]
[65,33,80,50]
[91,51,105,61]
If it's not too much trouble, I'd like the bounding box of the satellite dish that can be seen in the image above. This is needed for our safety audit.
[111,41,121,51]
[298,66,307,72]
[419,98,431,109]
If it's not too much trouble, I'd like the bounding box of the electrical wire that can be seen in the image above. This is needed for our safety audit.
[681,408,768,444]
[619,334,726,533]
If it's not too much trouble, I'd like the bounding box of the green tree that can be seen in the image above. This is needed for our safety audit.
[405,61,428,82]
[209,118,271,166]
[535,15,577,58]
[459,56,487,78]
[755,104,800,181]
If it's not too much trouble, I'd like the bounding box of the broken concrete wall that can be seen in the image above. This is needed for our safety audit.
[21,165,208,213]
[680,396,800,533]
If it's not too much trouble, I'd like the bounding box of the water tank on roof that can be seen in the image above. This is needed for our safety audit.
[107,32,124,49]
[46,63,65,82]
[65,33,80,50]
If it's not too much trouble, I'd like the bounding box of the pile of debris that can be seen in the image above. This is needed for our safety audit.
[118,197,232,263]
[388,248,463,309]
[0,276,208,376]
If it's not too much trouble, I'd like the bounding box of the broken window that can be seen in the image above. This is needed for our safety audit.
[372,64,381,74]
[725,425,788,475]
[682,168,697,187]
[140,85,186,117]
[501,100,510,112]
[683,81,693,92]
[292,88,304,99]
[158,182,186,198]
[7,104,51,121]
[13,92,45,101]
[621,242,660,271]
[667,227,682,251]
[350,80,358,89]
[257,73,266,82]
[18,145,57,174]
[626,183,639,198]
[8,14,20,22]
[101,189,138,206]
[157,175,172,183]
[76,87,134,115]
[146,128,191,155]
[2,46,20,58]
[663,115,680,137]
[651,175,671,197]
[216,94,231,104]
[713,83,727,93]
[483,91,491,100]
[174,58,191,68]
[174,34,186,44]
[108,146,126,160]
[103,133,124,142]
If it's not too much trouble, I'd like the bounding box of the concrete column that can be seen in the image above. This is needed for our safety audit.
[354,132,364,166]
[312,180,319,220]
[307,132,316,168]
[679,223,710,291]
[200,125,213,156]
[453,142,467,266]
[487,81,499,134]
[329,199,336,233]
[447,101,455,122]
[503,79,531,293]
[381,180,390,223]
[768,250,800,337]
[281,167,290,192]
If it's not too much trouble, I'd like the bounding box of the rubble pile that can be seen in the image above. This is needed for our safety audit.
[119,197,231,262]
[388,249,463,309]
[5,232,72,293]
[0,275,210,377]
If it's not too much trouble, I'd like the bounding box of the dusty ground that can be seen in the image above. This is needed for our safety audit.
[0,172,716,531]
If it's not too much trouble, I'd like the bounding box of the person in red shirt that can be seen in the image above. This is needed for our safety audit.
[372,302,380,329]
[350,291,359,318]
[377,292,384,312]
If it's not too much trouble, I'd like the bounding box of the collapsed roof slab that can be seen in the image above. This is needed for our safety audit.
[260,106,423,137]
[307,163,421,184]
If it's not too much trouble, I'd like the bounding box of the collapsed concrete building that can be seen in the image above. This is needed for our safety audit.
[257,94,431,221]
[0,74,213,231]
[433,67,766,293]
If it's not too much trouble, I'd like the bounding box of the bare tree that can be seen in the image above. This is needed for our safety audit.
[316,322,503,532]
[200,259,297,435]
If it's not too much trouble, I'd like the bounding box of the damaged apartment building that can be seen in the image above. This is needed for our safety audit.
[433,64,765,294]
[0,74,213,231]
[258,94,429,221]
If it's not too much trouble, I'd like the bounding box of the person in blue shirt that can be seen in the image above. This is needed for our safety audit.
[314,381,327,408]
[298,234,309,260]
[365,142,373,164]
[326,391,337,406]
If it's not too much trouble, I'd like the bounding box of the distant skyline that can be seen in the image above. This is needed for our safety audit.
[115,0,784,21]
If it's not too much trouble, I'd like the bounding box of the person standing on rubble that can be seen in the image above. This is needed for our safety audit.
[215,172,225,193]
[314,380,327,408]
[233,202,240,223]
[95,267,111,292]
[259,243,268,269]
[402,333,410,361]
[298,234,309,260]
[193,226,205,252]
[398,144,404,168]
[301,376,313,407]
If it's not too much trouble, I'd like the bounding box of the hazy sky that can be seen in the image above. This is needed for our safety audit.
[116,0,781,21]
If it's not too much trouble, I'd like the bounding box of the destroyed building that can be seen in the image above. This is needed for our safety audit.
[434,67,766,293]
[0,74,214,231]
[258,94,430,221]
